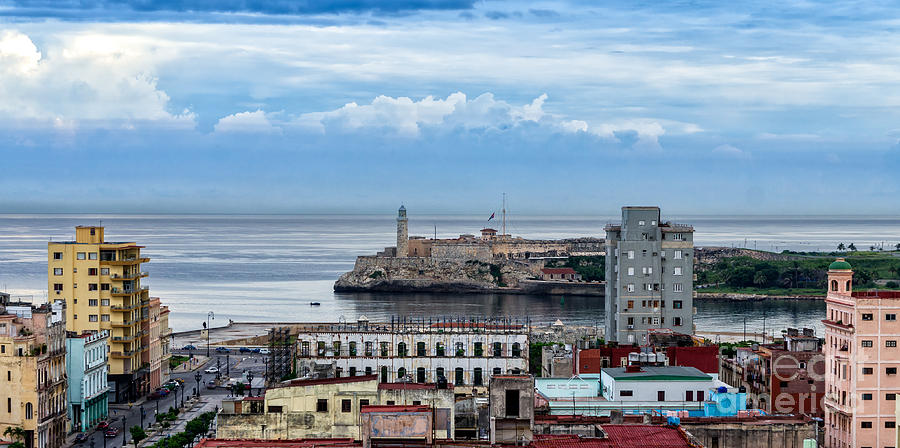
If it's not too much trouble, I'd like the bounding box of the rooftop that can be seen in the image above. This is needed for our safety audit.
[378,382,451,390]
[359,405,431,413]
[532,425,696,448]
[603,366,711,381]
[194,439,359,448]
[277,374,378,389]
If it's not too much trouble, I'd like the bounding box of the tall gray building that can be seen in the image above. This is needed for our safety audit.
[604,206,694,344]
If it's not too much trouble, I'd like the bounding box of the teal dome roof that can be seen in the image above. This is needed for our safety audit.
[829,259,852,270]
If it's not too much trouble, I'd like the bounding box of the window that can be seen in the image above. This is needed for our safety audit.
[455,342,465,357]
[436,367,445,380]
[364,341,373,356]
[53,252,62,260]
[493,341,502,357]
[887,340,897,348]
[627,267,634,276]
[267,406,283,414]
[493,367,502,376]
[638,220,645,225]
[673,267,683,276]
[674,317,683,326]
[77,252,86,260]
[627,250,634,259]
[512,342,521,357]
[316,399,328,412]
[673,283,683,293]
[862,393,873,400]
[862,340,873,348]
[888,367,898,375]
[332,341,341,356]
[349,367,356,376]
[863,367,874,375]
[436,342,445,357]
[473,368,483,386]
[455,368,464,386]
[360,399,369,408]
[505,390,520,417]
[88,268,97,276]
[381,366,388,383]
[380,342,389,357]
[474,342,483,357]
[88,315,98,322]
[674,250,683,259]
[397,342,407,357]
[417,367,426,383]
[887,393,897,401]
[101,315,109,322]
[365,367,372,376]
[88,284,98,291]
[627,317,634,325]
[686,391,693,401]
[417,341,426,357]
[53,283,63,292]
[780,381,788,388]
[673,300,683,309]
[25,402,32,419]
[627,284,635,292]
[862,313,873,321]
[886,421,896,429]
[627,300,634,309]
[673,233,684,241]
[861,421,873,428]
[101,299,109,306]
[89,252,97,260]
[397,367,406,379]
[53,268,63,276]
[341,399,351,413]
[887,314,897,321]
[101,284,110,291]
[88,299,98,306]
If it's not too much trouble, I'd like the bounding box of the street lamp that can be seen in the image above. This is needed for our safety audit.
[205,312,215,357]
[246,371,254,397]
[140,404,145,428]
[194,372,202,397]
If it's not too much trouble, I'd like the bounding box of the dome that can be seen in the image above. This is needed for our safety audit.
[829,259,852,270]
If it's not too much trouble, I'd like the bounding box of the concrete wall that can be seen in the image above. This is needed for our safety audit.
[683,420,816,448]
[361,411,432,448]
[432,243,491,262]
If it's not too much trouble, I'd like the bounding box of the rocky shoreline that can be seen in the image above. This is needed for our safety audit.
[695,292,825,301]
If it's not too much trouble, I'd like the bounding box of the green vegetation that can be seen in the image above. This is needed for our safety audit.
[169,355,189,370]
[488,263,506,287]
[546,256,605,281]
[129,426,146,447]
[529,342,559,377]
[368,270,383,279]
[4,426,26,448]
[155,407,179,423]
[718,341,757,358]
[150,411,215,448]
[697,254,900,293]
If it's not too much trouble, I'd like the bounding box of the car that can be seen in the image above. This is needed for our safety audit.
[174,378,185,385]
[258,348,269,355]
[182,344,198,350]
[104,428,118,438]
[238,347,251,353]
[162,382,179,391]
[206,380,217,389]
[204,366,219,374]
[215,347,229,353]
[149,388,169,399]
[250,348,261,354]
[96,421,109,430]
[74,433,89,444]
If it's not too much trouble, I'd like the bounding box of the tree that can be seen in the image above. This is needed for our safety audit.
[870,245,877,251]
[848,243,857,251]
[129,426,146,447]
[753,271,769,287]
[838,243,845,251]
[4,426,26,448]
[896,243,900,251]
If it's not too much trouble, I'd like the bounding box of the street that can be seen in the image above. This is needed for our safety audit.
[72,349,269,448]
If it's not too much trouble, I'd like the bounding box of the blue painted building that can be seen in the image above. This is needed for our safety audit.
[66,331,109,432]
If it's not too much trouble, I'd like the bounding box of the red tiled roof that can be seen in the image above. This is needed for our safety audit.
[278,375,378,388]
[194,439,359,448]
[532,425,695,448]
[853,290,900,299]
[359,405,431,413]
[541,268,577,275]
[481,228,498,233]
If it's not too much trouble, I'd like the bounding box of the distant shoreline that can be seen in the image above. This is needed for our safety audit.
[694,292,824,301]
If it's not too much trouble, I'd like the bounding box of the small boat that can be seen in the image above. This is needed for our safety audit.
[310,302,321,306]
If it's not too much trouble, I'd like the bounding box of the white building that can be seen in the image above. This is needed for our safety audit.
[294,318,529,391]
[601,366,714,404]
[65,330,110,432]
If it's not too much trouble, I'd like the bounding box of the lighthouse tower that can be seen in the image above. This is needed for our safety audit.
[396,205,408,257]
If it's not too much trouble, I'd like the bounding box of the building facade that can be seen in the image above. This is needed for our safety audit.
[600,366,714,405]
[824,258,900,448]
[159,305,172,386]
[48,226,156,402]
[604,206,695,344]
[293,319,529,393]
[65,331,109,433]
[0,296,68,448]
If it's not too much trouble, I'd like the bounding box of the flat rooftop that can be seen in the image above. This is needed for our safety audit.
[603,366,711,381]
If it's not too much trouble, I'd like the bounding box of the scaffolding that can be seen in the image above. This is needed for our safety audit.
[266,326,294,385]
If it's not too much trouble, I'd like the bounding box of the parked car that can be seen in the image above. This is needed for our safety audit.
[250,348,261,354]
[148,388,169,399]
[207,380,217,389]
[96,421,109,430]
[204,366,219,374]
[104,428,118,438]
[173,378,185,385]
[258,348,269,355]
[238,347,251,353]
[215,346,229,353]
[182,344,198,350]
[162,381,179,391]
[74,433,89,444]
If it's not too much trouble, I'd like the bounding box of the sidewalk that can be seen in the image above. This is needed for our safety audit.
[141,396,220,447]
[172,355,211,374]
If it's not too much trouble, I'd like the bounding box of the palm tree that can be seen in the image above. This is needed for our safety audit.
[895,243,900,251]
[837,243,845,251]
[848,243,857,252]
[4,426,26,448]
[870,245,877,251]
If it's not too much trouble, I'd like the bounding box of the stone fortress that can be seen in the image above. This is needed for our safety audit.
[334,206,605,294]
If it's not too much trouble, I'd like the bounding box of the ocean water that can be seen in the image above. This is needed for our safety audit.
[1,214,899,334]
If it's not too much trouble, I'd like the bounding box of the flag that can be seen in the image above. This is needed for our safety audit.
[488,212,495,221]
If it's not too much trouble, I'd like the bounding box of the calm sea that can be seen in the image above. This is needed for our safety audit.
[2,214,899,334]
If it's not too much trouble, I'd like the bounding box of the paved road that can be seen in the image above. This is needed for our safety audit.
[71,351,268,448]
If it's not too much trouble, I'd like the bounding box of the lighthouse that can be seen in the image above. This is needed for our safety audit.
[397,205,408,257]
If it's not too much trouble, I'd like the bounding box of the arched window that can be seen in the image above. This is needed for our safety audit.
[397,342,407,357]
[846,280,851,291]
[492,342,502,357]
[397,367,407,380]
[511,343,521,357]
[436,342,445,357]
[25,402,33,419]
[831,280,838,292]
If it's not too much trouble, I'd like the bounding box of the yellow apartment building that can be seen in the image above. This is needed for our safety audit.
[48,226,151,402]
[159,304,172,386]
[0,294,67,448]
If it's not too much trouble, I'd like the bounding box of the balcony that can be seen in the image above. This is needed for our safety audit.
[110,303,139,312]
[111,331,145,342]
[109,271,149,281]
[110,287,149,297]
[110,350,137,358]
[822,319,853,330]
[111,319,139,328]
[103,257,150,266]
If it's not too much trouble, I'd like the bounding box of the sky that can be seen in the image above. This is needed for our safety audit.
[1,0,899,215]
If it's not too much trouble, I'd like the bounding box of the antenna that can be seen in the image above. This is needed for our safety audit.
[502,192,507,238]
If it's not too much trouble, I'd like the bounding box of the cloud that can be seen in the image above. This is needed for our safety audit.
[0,30,194,128]
[712,144,751,159]
[214,110,282,134]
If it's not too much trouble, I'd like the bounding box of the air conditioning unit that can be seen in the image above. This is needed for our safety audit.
[627,325,634,330]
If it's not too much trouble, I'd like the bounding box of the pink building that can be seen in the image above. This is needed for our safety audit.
[824,258,900,448]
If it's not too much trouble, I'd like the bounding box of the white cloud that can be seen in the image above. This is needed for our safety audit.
[0,30,194,128]
[214,110,282,134]
[713,144,751,159]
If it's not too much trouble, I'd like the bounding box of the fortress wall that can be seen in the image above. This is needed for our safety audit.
[432,243,492,262]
